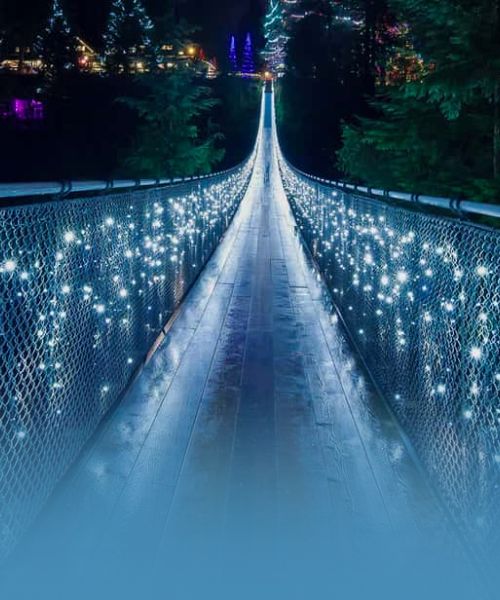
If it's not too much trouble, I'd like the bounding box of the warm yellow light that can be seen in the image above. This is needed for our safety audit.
[187,46,196,56]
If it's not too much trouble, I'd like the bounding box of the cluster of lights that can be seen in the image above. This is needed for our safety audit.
[0,153,255,543]
[278,149,499,479]
[0,133,259,561]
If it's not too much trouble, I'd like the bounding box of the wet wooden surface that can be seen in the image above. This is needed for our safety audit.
[2,94,479,600]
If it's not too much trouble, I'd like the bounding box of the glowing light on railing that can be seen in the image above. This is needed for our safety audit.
[470,347,482,360]
[3,260,17,272]
[64,231,76,243]
[396,270,409,284]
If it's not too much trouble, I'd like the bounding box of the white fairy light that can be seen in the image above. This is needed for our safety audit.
[470,347,482,360]
[396,271,409,284]
[3,259,16,272]
[64,231,76,243]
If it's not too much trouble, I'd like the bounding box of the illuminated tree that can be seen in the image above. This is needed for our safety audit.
[262,0,287,72]
[104,0,155,73]
[36,0,76,81]
[242,33,255,76]
[229,35,238,72]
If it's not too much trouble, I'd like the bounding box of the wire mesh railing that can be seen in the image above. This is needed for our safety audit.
[278,154,500,556]
[0,154,255,559]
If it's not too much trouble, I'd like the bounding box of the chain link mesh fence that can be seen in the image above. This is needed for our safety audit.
[279,158,500,557]
[0,159,254,559]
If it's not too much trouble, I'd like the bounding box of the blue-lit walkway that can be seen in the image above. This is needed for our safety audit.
[2,94,479,600]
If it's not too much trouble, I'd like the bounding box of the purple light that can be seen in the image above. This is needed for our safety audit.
[229,35,238,72]
[242,33,255,77]
[2,99,45,122]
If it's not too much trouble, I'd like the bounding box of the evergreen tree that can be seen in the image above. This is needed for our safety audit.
[242,33,255,76]
[395,0,500,180]
[262,0,287,72]
[229,35,238,72]
[119,69,224,177]
[104,0,155,74]
[339,0,500,201]
[36,0,76,82]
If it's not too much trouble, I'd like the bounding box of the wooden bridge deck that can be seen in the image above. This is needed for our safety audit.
[2,93,478,600]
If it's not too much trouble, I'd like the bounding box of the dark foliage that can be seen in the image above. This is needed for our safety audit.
[276,8,380,179]
[339,0,500,202]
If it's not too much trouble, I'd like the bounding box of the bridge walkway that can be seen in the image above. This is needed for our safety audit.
[2,93,477,600]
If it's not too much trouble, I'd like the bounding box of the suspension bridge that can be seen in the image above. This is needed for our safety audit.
[0,89,498,599]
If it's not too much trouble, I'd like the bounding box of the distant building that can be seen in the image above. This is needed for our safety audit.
[0,36,215,79]
[0,37,103,74]
[0,46,42,74]
[76,38,104,73]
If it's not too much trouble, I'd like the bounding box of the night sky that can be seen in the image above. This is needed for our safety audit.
[13,0,265,60]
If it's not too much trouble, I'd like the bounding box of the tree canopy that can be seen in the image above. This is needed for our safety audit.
[338,0,500,202]
[119,69,224,178]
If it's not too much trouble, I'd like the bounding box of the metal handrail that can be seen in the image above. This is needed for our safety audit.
[284,163,500,221]
[0,166,242,202]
